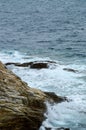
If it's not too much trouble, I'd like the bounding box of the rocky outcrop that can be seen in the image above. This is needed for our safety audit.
[5,62,33,67]
[5,62,48,69]
[5,61,56,69]
[0,61,66,130]
[30,62,48,69]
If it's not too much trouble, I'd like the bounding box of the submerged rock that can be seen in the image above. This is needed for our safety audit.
[0,61,66,130]
[63,68,77,73]
[45,127,70,130]
[56,128,70,130]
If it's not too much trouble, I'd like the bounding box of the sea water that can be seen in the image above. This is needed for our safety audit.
[0,0,86,130]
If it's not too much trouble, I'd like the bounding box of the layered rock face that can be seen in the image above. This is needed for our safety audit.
[0,61,66,130]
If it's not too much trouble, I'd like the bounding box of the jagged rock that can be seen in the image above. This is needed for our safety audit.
[44,92,67,103]
[0,61,66,130]
[5,62,48,69]
[6,62,48,69]
[5,60,56,69]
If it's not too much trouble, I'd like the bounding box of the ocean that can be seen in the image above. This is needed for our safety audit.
[0,0,86,130]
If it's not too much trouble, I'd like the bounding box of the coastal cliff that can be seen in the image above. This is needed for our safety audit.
[0,61,66,130]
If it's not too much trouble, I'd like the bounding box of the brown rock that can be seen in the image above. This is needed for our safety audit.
[0,61,66,130]
[44,92,67,103]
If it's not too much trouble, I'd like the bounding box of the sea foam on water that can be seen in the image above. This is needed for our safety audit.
[0,51,86,130]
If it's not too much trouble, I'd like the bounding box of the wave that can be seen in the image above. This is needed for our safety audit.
[0,50,86,130]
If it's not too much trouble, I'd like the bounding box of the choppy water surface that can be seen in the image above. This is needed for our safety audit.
[0,0,86,62]
[0,51,86,130]
[0,0,86,130]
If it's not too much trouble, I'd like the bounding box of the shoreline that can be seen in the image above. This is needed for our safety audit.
[0,61,67,130]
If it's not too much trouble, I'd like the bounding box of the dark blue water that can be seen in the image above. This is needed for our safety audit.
[0,1,86,130]
[0,0,86,63]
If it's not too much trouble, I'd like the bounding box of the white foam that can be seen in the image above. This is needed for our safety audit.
[1,51,85,96]
[40,99,86,129]
[0,50,53,64]
[0,50,86,130]
[0,51,24,63]
[10,64,85,97]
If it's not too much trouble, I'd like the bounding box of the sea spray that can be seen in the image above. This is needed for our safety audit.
[0,51,86,130]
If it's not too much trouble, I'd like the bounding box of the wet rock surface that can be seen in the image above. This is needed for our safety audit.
[56,128,70,130]
[0,61,66,130]
[63,68,78,73]
[45,127,70,130]
[44,92,67,103]
[5,61,56,69]
[5,62,33,67]
[30,62,48,69]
